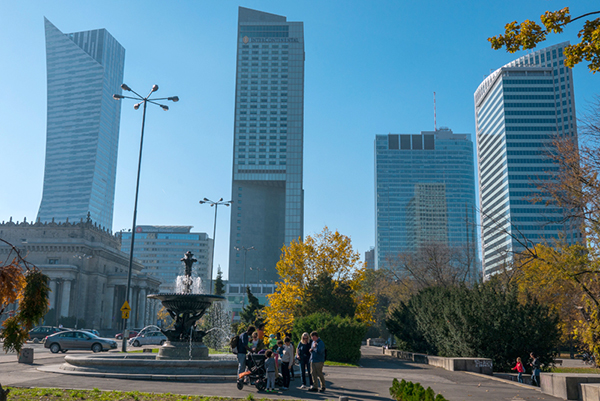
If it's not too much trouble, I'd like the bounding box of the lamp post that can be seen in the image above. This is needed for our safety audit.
[199,198,233,294]
[113,83,178,352]
[233,246,254,308]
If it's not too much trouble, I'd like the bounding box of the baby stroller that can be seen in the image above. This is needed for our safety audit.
[237,353,283,391]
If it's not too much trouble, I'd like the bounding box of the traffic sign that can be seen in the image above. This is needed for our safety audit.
[120,301,131,312]
[122,310,130,320]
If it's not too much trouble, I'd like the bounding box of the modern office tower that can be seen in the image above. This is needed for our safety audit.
[474,41,579,277]
[374,129,478,272]
[37,18,125,230]
[121,226,213,293]
[228,7,304,287]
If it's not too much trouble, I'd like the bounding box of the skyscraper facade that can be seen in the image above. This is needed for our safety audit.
[474,42,579,277]
[37,18,125,231]
[228,7,304,285]
[121,226,212,293]
[375,129,478,272]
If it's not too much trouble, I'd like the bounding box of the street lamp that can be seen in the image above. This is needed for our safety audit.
[233,246,255,308]
[199,197,233,294]
[113,83,178,352]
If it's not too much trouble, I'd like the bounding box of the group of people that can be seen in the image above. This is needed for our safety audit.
[236,324,327,393]
[511,352,541,386]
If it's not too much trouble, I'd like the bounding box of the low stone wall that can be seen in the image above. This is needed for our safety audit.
[382,348,493,375]
[541,373,600,400]
[495,372,533,385]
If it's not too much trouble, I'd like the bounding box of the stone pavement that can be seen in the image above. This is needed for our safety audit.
[0,345,564,401]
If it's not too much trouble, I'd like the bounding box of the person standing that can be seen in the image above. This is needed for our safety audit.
[264,350,277,392]
[280,337,294,390]
[529,352,541,387]
[511,357,525,383]
[296,332,313,389]
[308,331,326,393]
[237,326,255,378]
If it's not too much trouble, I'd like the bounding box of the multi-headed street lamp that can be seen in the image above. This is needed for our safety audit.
[113,83,178,352]
[233,246,255,308]
[199,197,233,294]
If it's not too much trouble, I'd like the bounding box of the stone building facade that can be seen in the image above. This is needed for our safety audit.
[0,217,160,332]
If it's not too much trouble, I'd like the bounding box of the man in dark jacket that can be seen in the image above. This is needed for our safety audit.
[308,331,326,392]
[237,326,256,377]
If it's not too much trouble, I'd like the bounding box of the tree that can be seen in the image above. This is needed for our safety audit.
[264,227,376,335]
[296,271,357,318]
[0,239,50,353]
[488,8,600,73]
[240,287,264,325]
[214,266,225,296]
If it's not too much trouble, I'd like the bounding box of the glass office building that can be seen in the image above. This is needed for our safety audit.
[374,129,478,272]
[474,42,580,277]
[228,7,304,286]
[37,18,125,230]
[121,226,212,293]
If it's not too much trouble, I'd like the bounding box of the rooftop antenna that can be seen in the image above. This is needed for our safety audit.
[433,92,437,131]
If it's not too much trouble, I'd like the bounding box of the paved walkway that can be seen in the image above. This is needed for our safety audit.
[0,345,563,401]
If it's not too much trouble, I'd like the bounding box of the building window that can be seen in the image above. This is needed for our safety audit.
[48,258,59,265]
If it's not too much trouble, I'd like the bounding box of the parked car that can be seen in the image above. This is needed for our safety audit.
[28,326,68,341]
[115,330,139,340]
[129,331,167,347]
[44,330,118,353]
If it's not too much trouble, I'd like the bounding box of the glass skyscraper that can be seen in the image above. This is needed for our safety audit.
[37,18,125,230]
[374,129,478,272]
[474,42,579,277]
[228,7,304,286]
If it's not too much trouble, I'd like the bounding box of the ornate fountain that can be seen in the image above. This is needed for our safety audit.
[147,251,226,360]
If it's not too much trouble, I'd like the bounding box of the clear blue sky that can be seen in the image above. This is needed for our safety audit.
[1,1,597,279]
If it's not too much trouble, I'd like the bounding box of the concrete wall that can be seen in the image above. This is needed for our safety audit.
[541,374,600,400]
[382,348,493,375]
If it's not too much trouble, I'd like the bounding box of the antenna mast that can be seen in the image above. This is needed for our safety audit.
[433,92,437,131]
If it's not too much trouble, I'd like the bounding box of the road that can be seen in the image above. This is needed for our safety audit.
[0,345,563,401]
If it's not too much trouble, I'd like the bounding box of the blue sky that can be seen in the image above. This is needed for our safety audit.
[1,1,597,279]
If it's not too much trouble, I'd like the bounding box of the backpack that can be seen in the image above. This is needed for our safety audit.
[230,335,239,354]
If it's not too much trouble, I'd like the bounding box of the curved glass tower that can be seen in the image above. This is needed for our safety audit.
[37,18,125,230]
[475,42,580,277]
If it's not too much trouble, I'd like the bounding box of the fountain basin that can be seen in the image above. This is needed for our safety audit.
[60,353,237,378]
[147,294,226,314]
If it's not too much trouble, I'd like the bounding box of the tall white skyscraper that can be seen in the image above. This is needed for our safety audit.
[228,7,304,286]
[475,42,580,277]
[37,18,125,230]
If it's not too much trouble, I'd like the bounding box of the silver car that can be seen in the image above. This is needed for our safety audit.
[129,331,167,347]
[44,330,118,353]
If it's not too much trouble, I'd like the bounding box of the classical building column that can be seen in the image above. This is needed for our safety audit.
[103,286,115,330]
[60,280,72,317]
[48,280,57,310]
[137,288,147,328]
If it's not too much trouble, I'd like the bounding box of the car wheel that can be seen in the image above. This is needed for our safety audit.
[92,343,103,353]
[116,335,122,340]
[159,340,165,346]
[133,340,140,347]
[50,343,61,354]
[33,338,40,344]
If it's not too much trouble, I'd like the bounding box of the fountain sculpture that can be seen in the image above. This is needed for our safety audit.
[147,251,226,360]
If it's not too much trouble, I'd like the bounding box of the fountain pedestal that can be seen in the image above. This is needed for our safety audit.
[157,341,209,360]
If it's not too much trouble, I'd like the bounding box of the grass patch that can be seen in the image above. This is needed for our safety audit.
[5,388,280,401]
[551,367,600,374]
[324,360,359,367]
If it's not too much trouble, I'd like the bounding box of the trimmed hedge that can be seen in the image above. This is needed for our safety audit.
[292,312,367,364]
[390,379,447,401]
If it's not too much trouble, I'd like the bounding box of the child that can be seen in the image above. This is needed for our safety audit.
[269,334,278,350]
[264,350,277,392]
[511,357,525,383]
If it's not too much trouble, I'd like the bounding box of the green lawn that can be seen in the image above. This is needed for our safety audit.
[5,388,284,401]
[551,367,600,374]
[324,360,359,367]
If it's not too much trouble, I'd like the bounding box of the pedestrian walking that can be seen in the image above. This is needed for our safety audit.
[296,331,313,389]
[529,352,541,387]
[308,331,326,393]
[511,357,525,383]
[236,326,255,379]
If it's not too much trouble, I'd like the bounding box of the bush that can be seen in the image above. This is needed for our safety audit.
[386,278,561,371]
[292,312,367,364]
[389,378,447,401]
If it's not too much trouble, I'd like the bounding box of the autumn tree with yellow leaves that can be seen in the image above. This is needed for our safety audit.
[0,239,50,353]
[264,227,376,335]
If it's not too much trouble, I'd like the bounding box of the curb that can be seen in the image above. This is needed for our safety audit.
[464,371,542,391]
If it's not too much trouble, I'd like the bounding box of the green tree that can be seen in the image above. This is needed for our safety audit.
[214,266,225,295]
[488,8,600,72]
[240,287,264,325]
[0,239,50,353]
[296,271,357,318]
